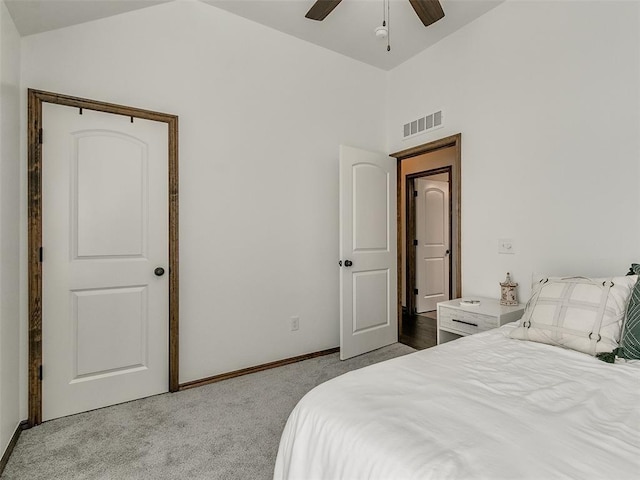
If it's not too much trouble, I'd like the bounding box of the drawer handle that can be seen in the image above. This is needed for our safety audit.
[452,318,478,327]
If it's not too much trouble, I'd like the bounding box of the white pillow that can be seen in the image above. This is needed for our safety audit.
[510,275,638,355]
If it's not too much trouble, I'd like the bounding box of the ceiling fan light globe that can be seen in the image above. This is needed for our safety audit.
[375,26,388,39]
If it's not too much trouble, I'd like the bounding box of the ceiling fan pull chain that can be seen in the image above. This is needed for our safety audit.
[387,0,391,52]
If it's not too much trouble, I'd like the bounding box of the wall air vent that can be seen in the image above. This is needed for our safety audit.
[403,110,443,140]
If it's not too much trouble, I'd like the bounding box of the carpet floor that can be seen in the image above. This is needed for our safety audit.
[2,343,415,480]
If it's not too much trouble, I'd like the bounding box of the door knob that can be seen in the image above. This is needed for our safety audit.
[344,260,353,267]
[154,267,165,277]
[445,250,450,255]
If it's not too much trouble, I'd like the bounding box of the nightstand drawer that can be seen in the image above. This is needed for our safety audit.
[437,298,524,345]
[438,307,497,335]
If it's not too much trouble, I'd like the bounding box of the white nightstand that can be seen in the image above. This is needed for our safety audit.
[437,297,525,345]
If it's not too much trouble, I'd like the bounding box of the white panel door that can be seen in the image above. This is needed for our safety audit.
[42,103,169,421]
[415,178,450,313]
[339,145,397,360]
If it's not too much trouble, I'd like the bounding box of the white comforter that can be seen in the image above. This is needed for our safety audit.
[274,325,640,480]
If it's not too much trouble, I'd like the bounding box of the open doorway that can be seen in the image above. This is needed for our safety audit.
[391,134,461,350]
[403,168,450,349]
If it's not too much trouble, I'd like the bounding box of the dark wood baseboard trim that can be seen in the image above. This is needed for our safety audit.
[0,420,28,475]
[178,347,340,391]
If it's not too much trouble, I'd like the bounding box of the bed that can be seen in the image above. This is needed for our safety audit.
[274,320,640,479]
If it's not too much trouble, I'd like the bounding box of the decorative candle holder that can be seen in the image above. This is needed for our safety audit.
[500,272,518,306]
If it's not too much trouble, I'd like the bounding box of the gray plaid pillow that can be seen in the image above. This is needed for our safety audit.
[511,276,636,356]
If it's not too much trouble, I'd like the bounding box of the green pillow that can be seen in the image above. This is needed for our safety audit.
[619,264,640,359]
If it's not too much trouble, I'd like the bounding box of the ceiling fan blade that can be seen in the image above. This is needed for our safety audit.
[305,0,343,21]
[408,0,445,27]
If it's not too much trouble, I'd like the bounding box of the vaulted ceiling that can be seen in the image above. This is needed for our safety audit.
[5,0,504,70]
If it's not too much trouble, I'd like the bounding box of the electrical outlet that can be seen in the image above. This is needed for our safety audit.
[290,316,300,332]
[498,239,515,254]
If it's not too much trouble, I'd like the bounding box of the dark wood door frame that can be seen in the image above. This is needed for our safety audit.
[391,133,462,337]
[405,166,452,317]
[27,89,179,427]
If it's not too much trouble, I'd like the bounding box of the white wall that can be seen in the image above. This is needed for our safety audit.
[389,0,640,302]
[20,1,387,387]
[0,0,22,456]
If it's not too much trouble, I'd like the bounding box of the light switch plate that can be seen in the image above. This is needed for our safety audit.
[498,239,515,254]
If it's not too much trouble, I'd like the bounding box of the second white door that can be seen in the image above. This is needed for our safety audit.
[415,177,450,313]
[339,145,397,360]
[42,103,169,421]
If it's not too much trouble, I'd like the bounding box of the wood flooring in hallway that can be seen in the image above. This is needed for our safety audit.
[399,310,438,350]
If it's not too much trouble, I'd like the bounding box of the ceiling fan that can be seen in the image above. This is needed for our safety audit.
[305,0,445,27]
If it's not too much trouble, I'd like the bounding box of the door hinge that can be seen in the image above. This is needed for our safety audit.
[38,128,43,144]
[38,365,43,381]
[413,191,418,197]
[413,239,418,246]
[39,247,43,262]
[414,288,419,295]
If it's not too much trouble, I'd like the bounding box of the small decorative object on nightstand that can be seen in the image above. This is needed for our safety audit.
[436,297,524,344]
[500,272,518,306]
